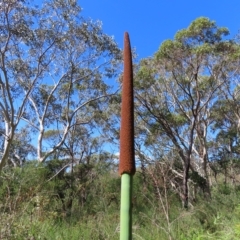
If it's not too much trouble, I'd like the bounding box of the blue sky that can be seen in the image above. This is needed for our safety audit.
[79,0,240,59]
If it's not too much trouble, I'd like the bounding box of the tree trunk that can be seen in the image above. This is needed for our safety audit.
[182,159,190,208]
[203,160,211,200]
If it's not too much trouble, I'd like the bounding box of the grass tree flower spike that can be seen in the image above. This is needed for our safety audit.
[119,32,136,240]
[119,32,135,176]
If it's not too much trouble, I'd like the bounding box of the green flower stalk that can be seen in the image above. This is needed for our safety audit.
[119,32,136,240]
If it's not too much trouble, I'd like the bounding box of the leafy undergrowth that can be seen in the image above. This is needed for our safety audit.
[1,164,240,239]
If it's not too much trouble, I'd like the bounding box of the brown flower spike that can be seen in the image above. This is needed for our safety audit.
[119,32,136,175]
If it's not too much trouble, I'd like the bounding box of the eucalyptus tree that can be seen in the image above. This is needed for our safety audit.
[135,17,240,207]
[210,62,240,184]
[0,0,121,170]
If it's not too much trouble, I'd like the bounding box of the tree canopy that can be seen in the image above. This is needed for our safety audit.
[0,0,121,170]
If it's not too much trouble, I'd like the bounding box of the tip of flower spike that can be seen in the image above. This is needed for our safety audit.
[119,32,136,176]
[124,32,129,40]
[124,32,131,52]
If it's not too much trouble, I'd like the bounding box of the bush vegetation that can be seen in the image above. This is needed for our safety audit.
[1,160,240,240]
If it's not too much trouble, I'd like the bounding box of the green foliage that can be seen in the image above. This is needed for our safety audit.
[155,17,236,63]
[1,161,240,239]
[175,17,229,44]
